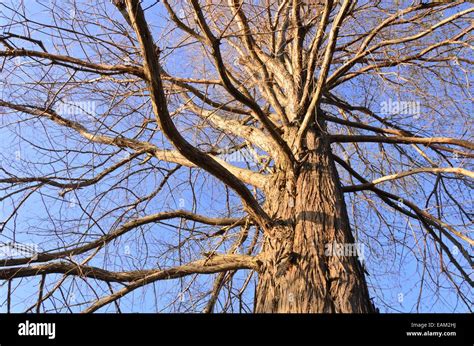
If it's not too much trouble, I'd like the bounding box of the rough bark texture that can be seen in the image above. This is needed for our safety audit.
[255,127,374,313]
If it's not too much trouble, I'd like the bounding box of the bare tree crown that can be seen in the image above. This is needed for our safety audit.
[0,0,472,312]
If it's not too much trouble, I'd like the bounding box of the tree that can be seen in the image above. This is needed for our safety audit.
[0,0,472,313]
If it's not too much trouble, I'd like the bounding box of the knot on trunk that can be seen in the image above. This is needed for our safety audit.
[275,251,300,277]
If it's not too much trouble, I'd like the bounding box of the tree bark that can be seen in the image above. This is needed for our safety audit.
[255,128,374,313]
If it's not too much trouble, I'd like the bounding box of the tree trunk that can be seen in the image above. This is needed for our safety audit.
[255,128,374,313]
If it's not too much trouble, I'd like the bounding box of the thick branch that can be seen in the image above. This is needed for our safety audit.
[0,49,144,77]
[296,0,351,148]
[344,167,474,192]
[330,135,474,151]
[0,254,259,283]
[118,0,275,234]
[0,100,267,188]
[0,210,248,267]
[81,253,260,313]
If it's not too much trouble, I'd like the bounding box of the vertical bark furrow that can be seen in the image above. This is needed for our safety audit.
[255,134,373,313]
